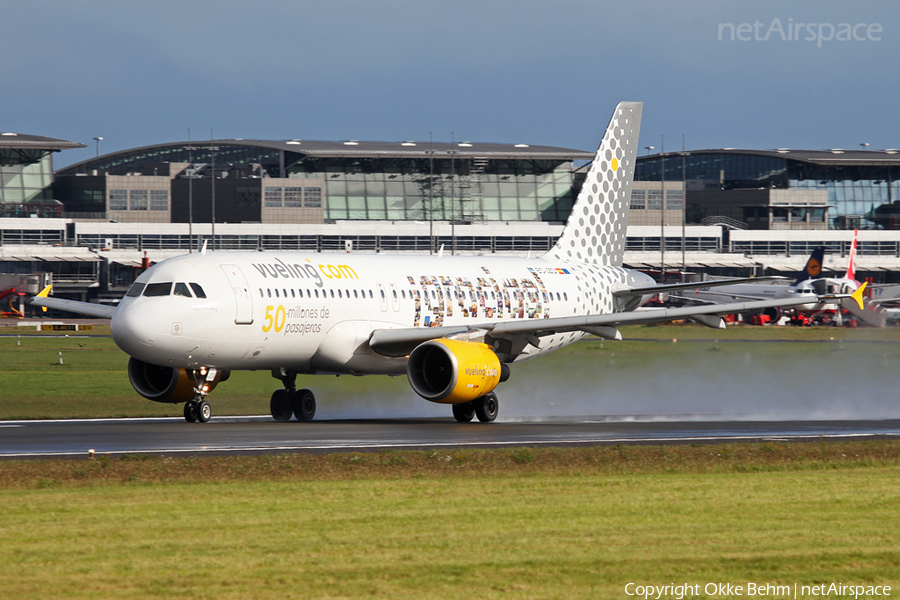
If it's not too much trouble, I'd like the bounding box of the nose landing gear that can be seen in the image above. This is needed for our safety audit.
[183,368,218,423]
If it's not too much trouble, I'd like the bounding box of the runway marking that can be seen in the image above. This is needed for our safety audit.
[2,431,899,458]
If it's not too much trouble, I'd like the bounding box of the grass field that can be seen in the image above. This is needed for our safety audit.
[1,443,899,599]
[2,323,899,420]
[3,324,900,598]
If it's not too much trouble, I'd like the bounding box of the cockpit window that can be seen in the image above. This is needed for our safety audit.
[144,282,173,297]
[125,282,145,297]
[174,282,192,298]
[189,283,207,298]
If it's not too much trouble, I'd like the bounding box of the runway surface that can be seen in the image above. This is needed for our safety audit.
[2,416,900,459]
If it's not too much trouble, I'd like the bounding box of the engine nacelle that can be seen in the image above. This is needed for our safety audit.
[407,338,508,404]
[127,357,223,403]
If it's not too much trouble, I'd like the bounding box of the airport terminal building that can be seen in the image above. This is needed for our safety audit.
[55,139,591,225]
[634,148,900,231]
[3,133,900,304]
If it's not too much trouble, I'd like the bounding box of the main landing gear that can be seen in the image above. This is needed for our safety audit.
[452,392,499,423]
[270,369,317,422]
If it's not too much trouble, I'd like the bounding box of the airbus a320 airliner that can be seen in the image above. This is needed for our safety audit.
[34,102,863,423]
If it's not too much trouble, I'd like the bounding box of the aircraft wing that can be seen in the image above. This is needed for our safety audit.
[611,276,786,297]
[369,295,819,358]
[669,289,776,303]
[30,291,117,319]
[867,297,900,306]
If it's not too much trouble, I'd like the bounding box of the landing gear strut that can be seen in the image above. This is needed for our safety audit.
[270,369,316,422]
[452,392,499,423]
[183,368,217,423]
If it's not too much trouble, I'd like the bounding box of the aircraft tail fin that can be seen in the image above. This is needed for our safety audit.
[845,229,858,281]
[793,246,825,285]
[36,284,51,313]
[544,101,642,267]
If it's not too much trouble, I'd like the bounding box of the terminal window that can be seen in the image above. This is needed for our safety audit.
[150,190,169,211]
[304,187,322,208]
[129,190,148,210]
[264,187,282,207]
[109,190,127,210]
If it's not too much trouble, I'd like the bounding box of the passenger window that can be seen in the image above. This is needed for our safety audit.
[143,282,172,297]
[330,289,335,298]
[174,282,192,298]
[369,290,373,298]
[126,282,145,297]
[307,289,311,297]
[283,289,287,298]
[354,290,359,298]
[338,290,343,298]
[275,289,280,298]
[259,288,263,298]
[401,290,406,299]
[189,283,206,298]
[393,290,397,299]
[267,289,272,298]
[563,293,568,301]
[315,289,319,298]
[291,289,295,298]
[380,289,385,298]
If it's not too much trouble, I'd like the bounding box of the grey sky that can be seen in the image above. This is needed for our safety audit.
[2,0,897,168]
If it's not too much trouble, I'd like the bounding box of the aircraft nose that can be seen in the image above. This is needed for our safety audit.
[111,302,159,356]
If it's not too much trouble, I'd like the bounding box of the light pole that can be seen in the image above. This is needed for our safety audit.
[93,137,103,158]
[681,135,687,279]
[644,146,654,155]
[449,134,457,256]
[206,143,219,251]
[428,133,434,255]
[185,129,193,252]
[660,135,665,283]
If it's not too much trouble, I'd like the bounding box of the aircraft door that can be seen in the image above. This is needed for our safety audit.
[220,264,254,325]
[389,283,400,312]
[377,283,388,312]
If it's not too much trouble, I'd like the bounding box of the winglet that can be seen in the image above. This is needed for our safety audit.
[36,284,51,313]
[849,281,867,311]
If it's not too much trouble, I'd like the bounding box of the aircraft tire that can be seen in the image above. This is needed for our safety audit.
[475,392,499,423]
[291,389,316,422]
[452,402,475,423]
[184,400,198,423]
[270,389,293,422]
[197,400,212,423]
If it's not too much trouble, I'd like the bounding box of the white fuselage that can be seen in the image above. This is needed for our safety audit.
[111,251,652,375]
